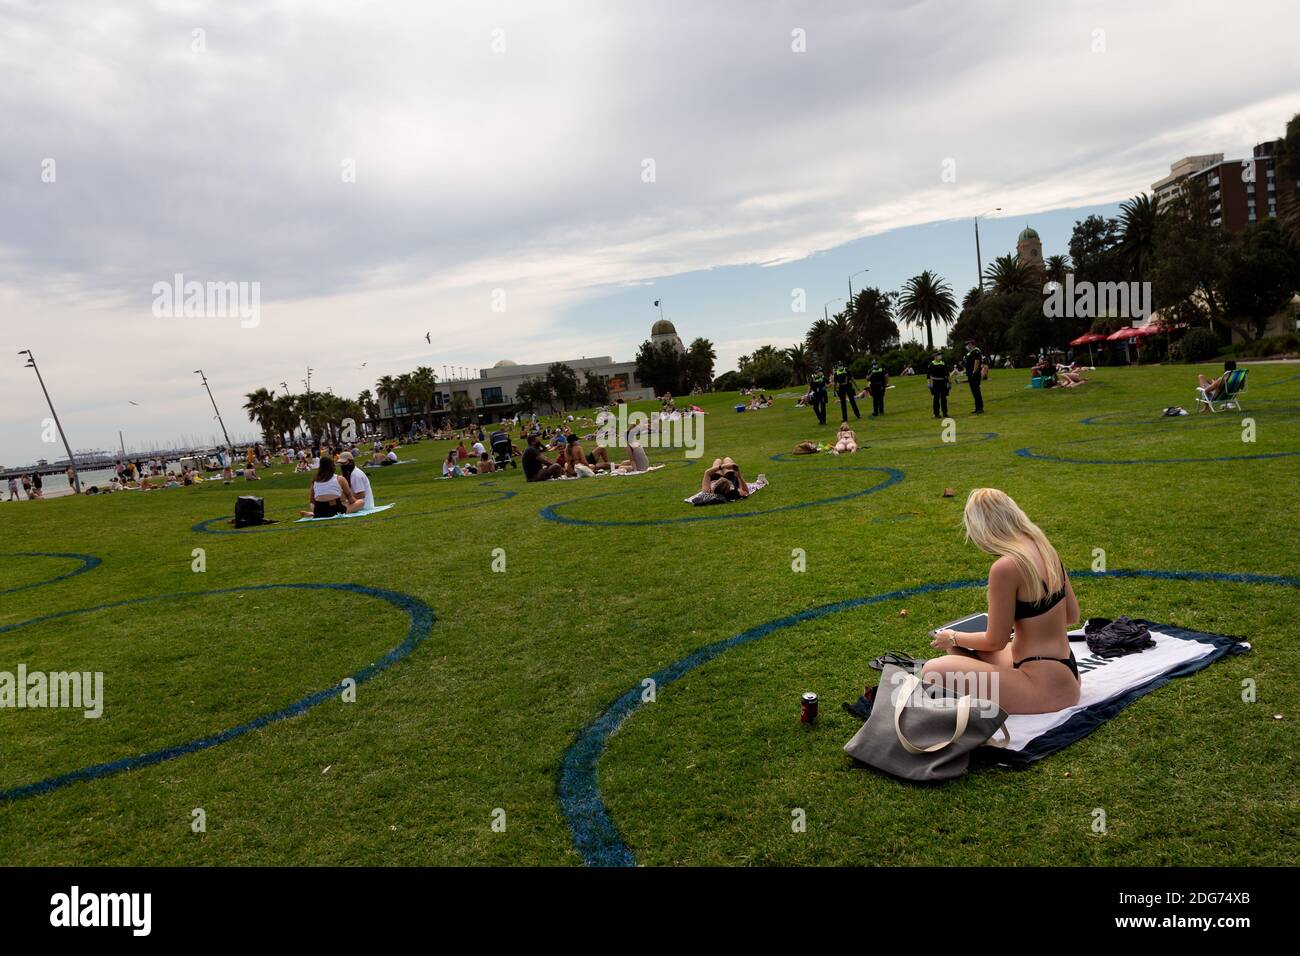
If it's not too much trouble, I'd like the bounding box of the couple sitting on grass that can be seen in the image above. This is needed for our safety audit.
[522,433,651,481]
[922,488,1082,715]
[300,453,376,518]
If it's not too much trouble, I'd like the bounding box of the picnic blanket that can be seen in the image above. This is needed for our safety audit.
[989,620,1249,766]
[295,503,395,522]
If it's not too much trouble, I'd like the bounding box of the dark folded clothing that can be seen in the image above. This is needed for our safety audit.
[1083,615,1155,658]
[842,684,878,721]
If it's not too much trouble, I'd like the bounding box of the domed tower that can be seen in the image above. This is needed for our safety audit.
[650,319,684,353]
[1016,226,1045,277]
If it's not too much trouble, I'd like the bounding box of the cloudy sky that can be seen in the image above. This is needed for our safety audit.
[2,0,1298,464]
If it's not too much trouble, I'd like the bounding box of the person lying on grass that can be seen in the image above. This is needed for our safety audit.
[700,457,750,501]
[299,455,356,518]
[922,488,1082,715]
[833,421,858,454]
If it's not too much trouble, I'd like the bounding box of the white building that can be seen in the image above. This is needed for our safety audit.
[373,324,670,430]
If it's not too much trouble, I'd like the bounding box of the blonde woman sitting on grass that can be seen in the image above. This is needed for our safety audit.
[833,421,858,454]
[922,488,1082,715]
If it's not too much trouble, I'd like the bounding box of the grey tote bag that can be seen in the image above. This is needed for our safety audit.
[843,664,1009,782]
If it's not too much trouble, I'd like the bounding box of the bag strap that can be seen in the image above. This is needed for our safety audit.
[893,674,971,755]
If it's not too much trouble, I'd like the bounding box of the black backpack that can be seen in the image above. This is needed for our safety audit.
[234,495,265,528]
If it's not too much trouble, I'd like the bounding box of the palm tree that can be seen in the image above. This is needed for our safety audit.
[962,286,983,311]
[1118,193,1159,283]
[1045,254,1071,287]
[243,388,275,442]
[410,366,438,427]
[847,287,899,354]
[897,271,957,350]
[375,375,399,437]
[784,343,813,384]
[983,254,1038,296]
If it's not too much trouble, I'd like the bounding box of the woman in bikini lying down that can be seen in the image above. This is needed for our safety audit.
[700,457,750,500]
[922,487,1082,715]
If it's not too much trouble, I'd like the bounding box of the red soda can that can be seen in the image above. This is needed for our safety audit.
[800,692,818,723]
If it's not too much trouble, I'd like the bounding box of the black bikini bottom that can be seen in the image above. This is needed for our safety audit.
[1014,650,1079,681]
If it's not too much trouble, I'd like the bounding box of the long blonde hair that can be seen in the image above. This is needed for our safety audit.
[962,488,1063,603]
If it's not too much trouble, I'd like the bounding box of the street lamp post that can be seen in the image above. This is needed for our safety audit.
[848,268,869,303]
[974,207,1002,293]
[823,297,845,322]
[18,349,81,494]
[194,369,234,458]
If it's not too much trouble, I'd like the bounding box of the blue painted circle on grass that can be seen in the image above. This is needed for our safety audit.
[1,552,102,596]
[770,432,997,461]
[539,466,904,527]
[0,582,434,802]
[1016,446,1300,465]
[192,487,515,534]
[559,568,1299,867]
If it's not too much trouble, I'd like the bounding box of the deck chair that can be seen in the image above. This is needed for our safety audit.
[1196,368,1247,412]
[489,430,516,469]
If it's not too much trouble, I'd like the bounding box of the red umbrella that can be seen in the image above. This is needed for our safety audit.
[1070,332,1108,345]
[1069,331,1108,365]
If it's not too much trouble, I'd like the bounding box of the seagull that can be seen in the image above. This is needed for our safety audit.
[424,332,431,344]
[128,401,139,406]
[356,362,367,368]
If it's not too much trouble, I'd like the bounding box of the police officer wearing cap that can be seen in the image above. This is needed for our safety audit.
[926,351,950,419]
[867,357,889,416]
[808,367,828,425]
[964,338,985,414]
[833,360,860,421]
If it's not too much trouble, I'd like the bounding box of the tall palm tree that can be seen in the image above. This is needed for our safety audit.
[783,343,812,384]
[242,388,275,442]
[1045,254,1071,287]
[983,254,1038,296]
[1118,193,1159,283]
[962,286,983,311]
[375,375,399,436]
[847,287,899,354]
[897,271,957,350]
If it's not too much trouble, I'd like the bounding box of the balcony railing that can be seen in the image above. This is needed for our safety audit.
[474,394,512,408]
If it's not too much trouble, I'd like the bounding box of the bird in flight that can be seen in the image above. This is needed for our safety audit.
[424,332,431,344]
[128,401,139,406]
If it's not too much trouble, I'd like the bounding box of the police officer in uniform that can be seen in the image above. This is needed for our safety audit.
[964,338,985,414]
[808,367,828,425]
[867,357,889,416]
[833,361,860,421]
[926,351,950,419]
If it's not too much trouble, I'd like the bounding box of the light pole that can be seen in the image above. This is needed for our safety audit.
[823,297,845,322]
[848,268,869,303]
[974,207,1002,293]
[194,369,234,458]
[19,349,81,493]
[304,366,314,441]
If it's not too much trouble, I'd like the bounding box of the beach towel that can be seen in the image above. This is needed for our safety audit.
[989,620,1248,766]
[295,503,395,522]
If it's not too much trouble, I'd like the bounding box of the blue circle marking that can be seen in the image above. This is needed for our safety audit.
[0,582,434,802]
[559,568,1297,867]
[1016,446,1300,465]
[770,432,997,462]
[192,487,515,534]
[539,466,904,527]
[1,552,102,596]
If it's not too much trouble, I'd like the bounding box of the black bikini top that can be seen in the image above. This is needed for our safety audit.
[1014,564,1067,619]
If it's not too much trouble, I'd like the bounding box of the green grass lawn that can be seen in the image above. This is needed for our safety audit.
[1,364,1297,866]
